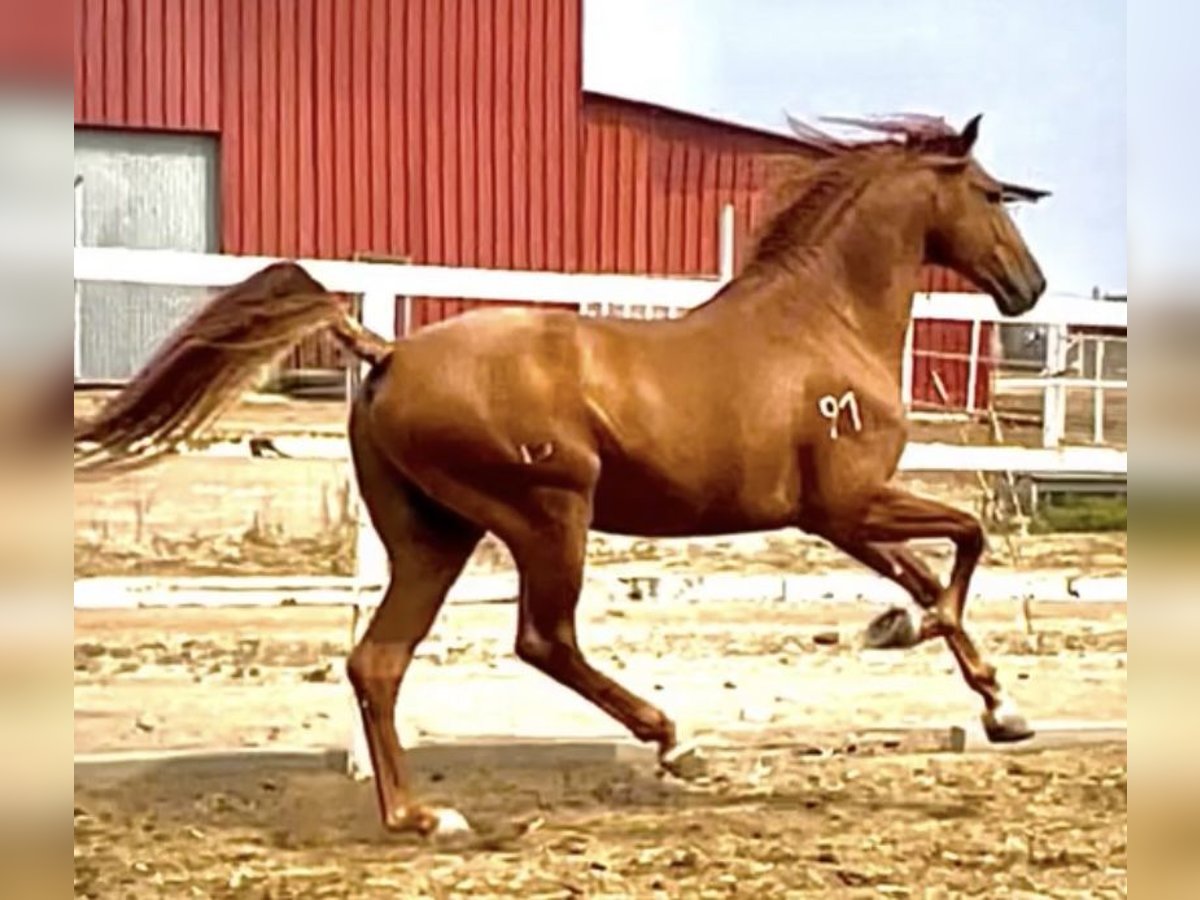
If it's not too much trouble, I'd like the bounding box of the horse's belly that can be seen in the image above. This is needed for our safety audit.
[589,455,798,537]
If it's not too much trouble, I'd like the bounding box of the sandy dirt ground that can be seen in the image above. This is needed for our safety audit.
[74,745,1126,899]
[75,599,1126,898]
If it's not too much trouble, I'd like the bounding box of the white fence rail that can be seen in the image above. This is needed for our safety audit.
[73,245,1130,325]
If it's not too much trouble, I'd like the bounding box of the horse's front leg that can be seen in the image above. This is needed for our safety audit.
[825,486,1034,743]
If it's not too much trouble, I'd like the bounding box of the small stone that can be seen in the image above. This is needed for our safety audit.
[135,714,157,733]
[302,664,331,683]
[1003,834,1029,861]
[669,848,700,869]
[723,680,737,689]
[739,704,774,724]
[813,630,840,646]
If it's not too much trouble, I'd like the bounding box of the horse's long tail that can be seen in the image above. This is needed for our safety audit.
[74,261,391,478]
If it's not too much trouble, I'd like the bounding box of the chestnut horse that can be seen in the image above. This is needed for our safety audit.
[75,114,1048,835]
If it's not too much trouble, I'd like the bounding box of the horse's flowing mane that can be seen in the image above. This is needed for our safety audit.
[746,114,969,270]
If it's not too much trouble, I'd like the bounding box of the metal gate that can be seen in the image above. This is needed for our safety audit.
[74,129,219,382]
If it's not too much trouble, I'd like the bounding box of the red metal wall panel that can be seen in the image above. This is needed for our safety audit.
[580,95,799,276]
[911,320,993,410]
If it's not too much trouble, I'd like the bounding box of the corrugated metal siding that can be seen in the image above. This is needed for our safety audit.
[580,95,786,276]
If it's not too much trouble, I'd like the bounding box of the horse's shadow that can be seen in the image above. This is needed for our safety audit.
[74,752,984,856]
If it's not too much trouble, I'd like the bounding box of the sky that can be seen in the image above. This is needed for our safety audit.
[584,0,1127,298]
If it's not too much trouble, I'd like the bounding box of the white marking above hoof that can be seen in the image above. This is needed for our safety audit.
[982,696,1035,743]
[430,807,473,836]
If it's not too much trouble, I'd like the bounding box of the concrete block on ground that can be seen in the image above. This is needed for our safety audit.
[405,736,657,772]
[74,746,348,788]
[950,719,1127,753]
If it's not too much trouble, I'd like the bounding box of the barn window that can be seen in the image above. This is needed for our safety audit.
[74,129,220,383]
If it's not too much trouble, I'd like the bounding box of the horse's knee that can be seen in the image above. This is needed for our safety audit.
[514,628,565,671]
[347,642,408,705]
[955,518,985,557]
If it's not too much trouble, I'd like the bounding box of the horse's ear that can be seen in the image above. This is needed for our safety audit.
[957,114,982,156]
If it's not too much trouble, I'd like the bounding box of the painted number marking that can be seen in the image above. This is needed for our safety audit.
[818,391,863,440]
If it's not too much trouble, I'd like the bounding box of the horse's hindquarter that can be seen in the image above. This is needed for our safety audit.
[367,309,601,493]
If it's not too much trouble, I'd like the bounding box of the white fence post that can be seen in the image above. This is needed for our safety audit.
[900,320,915,412]
[719,204,736,283]
[401,295,413,337]
[1042,322,1070,448]
[965,316,983,415]
[74,175,84,379]
[1093,337,1106,445]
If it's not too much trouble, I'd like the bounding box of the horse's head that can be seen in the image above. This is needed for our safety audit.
[922,115,1048,316]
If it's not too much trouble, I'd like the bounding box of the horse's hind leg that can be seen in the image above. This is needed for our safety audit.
[347,415,481,834]
[502,489,696,774]
[832,486,1034,743]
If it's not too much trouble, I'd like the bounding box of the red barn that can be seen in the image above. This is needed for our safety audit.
[72,0,988,408]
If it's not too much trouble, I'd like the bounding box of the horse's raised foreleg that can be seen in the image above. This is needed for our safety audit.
[833,486,1033,743]
[506,490,700,777]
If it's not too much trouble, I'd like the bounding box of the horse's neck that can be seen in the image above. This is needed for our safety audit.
[702,215,925,374]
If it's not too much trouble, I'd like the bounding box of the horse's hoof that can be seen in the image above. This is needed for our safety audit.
[981,704,1036,744]
[383,805,472,837]
[659,742,708,781]
[863,606,920,650]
